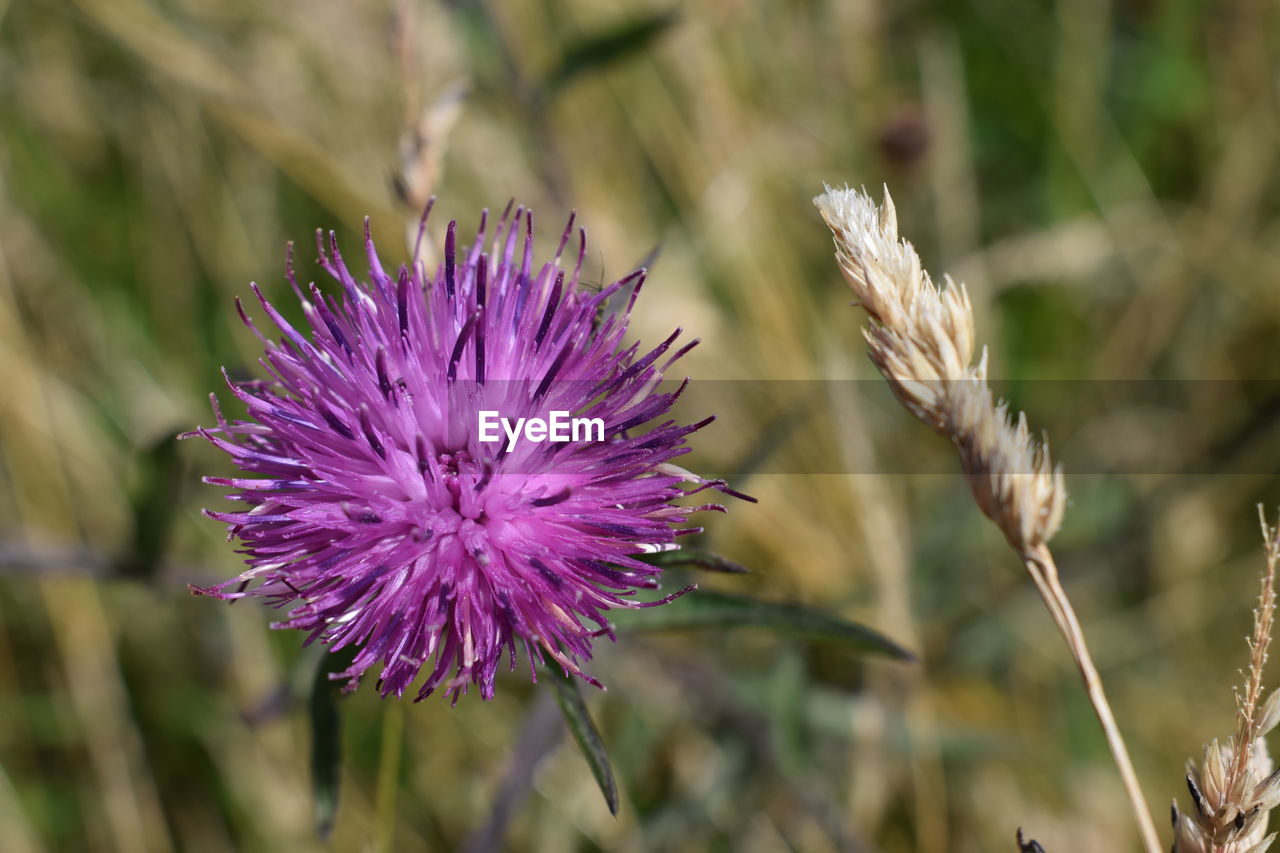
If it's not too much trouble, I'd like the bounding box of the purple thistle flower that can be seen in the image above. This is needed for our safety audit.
[188,202,749,702]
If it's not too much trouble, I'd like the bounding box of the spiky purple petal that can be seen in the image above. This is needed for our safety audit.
[188,204,745,701]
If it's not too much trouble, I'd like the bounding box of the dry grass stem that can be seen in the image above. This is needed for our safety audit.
[814,185,1161,853]
[1172,509,1280,853]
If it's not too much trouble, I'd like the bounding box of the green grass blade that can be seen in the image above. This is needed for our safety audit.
[309,648,355,840]
[640,547,749,574]
[544,11,677,95]
[116,431,185,580]
[613,589,916,661]
[546,667,618,815]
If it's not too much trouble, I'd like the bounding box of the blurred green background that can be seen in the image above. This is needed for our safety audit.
[3,0,1280,850]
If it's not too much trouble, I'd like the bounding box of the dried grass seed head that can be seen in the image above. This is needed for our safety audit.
[1174,513,1280,852]
[814,184,1065,552]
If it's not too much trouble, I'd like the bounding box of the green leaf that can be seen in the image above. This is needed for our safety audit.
[640,547,749,574]
[544,11,677,95]
[309,648,355,839]
[612,589,916,661]
[116,431,185,579]
[764,648,809,773]
[546,666,618,815]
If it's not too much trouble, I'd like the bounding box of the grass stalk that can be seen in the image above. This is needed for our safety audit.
[815,185,1161,852]
[1024,544,1161,853]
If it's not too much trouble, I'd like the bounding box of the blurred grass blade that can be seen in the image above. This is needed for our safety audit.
[766,648,808,774]
[71,0,242,97]
[730,401,811,483]
[641,547,749,574]
[546,667,618,815]
[310,648,356,840]
[72,0,398,232]
[116,432,185,579]
[205,99,401,237]
[614,590,916,661]
[544,11,677,95]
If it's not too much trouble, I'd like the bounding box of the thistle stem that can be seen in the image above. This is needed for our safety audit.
[373,701,406,853]
[1024,544,1161,853]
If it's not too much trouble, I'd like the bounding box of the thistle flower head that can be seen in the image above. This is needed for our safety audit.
[188,203,744,701]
